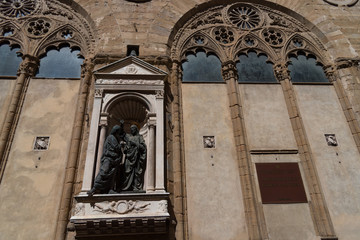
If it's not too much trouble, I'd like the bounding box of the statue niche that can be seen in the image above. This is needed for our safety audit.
[88,121,147,195]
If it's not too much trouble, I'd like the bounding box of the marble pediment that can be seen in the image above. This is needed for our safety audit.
[94,56,167,79]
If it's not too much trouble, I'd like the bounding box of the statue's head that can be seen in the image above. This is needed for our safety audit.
[110,125,121,135]
[130,125,138,135]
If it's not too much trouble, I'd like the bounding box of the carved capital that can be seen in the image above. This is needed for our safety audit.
[273,63,290,82]
[155,90,164,99]
[323,65,338,83]
[81,58,94,78]
[147,112,156,128]
[99,112,109,127]
[94,88,103,98]
[221,61,237,81]
[17,55,39,77]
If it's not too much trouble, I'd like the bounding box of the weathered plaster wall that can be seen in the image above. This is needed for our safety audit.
[182,83,248,240]
[0,79,80,240]
[295,85,360,240]
[239,84,297,150]
[0,79,15,132]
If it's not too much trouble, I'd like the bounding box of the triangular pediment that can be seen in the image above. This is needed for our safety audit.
[94,56,167,78]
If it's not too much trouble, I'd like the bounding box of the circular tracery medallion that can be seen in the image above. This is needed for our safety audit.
[323,0,358,6]
[226,4,263,30]
[0,0,36,17]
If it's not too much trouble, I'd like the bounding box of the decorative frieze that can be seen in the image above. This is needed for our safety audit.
[96,79,164,85]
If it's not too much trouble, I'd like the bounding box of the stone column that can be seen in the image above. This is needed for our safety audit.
[274,63,336,238]
[81,89,103,192]
[146,114,156,191]
[55,58,94,240]
[95,113,108,175]
[324,63,360,154]
[222,61,266,240]
[170,61,188,240]
[0,55,39,181]
[155,89,165,192]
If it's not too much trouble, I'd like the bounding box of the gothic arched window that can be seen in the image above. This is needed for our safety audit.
[236,51,276,83]
[288,53,329,83]
[0,43,22,76]
[37,46,84,78]
[182,51,223,82]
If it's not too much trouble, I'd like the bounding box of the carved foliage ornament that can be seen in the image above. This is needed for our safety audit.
[94,200,150,215]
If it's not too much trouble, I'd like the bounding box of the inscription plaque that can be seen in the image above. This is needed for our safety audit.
[256,163,307,204]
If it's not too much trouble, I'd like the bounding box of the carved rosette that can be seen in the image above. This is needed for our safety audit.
[0,0,37,18]
[224,3,263,30]
[26,18,52,37]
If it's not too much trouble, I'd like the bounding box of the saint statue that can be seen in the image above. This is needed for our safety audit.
[87,124,125,195]
[88,122,147,196]
[118,125,147,191]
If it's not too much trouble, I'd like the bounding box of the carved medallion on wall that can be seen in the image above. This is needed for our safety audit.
[323,0,359,6]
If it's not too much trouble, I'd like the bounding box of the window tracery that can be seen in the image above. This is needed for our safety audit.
[0,0,96,60]
[236,51,277,83]
[170,2,331,84]
[182,51,222,82]
[0,43,22,76]
[37,45,83,78]
[288,52,329,83]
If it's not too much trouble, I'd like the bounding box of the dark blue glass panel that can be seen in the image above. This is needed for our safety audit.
[0,44,22,76]
[37,47,83,78]
[288,55,329,83]
[182,51,223,82]
[236,52,276,83]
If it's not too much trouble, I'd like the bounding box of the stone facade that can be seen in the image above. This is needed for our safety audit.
[1,0,360,240]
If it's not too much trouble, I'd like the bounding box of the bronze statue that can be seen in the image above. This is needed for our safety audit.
[88,123,147,195]
[119,125,147,191]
